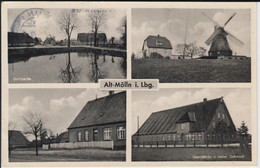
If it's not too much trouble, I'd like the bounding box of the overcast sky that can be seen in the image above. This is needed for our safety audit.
[8,8,126,41]
[9,89,111,140]
[132,8,251,57]
[132,88,251,135]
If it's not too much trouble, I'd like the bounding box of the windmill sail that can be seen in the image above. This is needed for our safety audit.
[205,28,221,45]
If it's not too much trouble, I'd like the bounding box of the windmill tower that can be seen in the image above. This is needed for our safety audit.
[203,12,244,57]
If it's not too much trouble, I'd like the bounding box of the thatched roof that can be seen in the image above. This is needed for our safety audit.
[56,131,68,143]
[142,35,172,50]
[8,32,34,44]
[77,33,107,43]
[68,91,126,129]
[134,97,236,136]
[9,130,29,147]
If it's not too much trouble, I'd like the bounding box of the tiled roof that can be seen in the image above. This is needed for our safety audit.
[143,35,172,49]
[68,92,126,129]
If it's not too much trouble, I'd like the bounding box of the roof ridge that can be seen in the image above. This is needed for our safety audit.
[88,91,125,103]
[151,97,222,115]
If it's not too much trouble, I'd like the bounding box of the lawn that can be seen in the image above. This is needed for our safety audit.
[9,148,126,162]
[132,59,251,83]
[132,147,251,161]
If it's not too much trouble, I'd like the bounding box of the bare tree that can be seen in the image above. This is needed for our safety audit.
[118,16,127,50]
[175,41,206,59]
[88,10,107,47]
[23,112,45,156]
[58,10,78,47]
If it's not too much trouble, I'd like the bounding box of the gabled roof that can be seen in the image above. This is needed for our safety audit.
[68,91,126,129]
[134,98,224,136]
[77,33,107,42]
[142,35,172,50]
[56,131,68,143]
[9,130,29,146]
[8,32,34,44]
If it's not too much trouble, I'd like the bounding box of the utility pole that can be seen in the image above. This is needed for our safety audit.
[183,10,189,59]
[137,116,139,147]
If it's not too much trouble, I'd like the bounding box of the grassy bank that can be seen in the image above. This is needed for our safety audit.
[132,147,251,161]
[132,59,251,83]
[9,148,125,162]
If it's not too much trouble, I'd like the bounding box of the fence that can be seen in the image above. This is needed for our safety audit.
[42,141,114,150]
[132,140,242,148]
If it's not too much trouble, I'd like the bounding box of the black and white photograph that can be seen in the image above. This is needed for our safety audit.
[8,89,126,161]
[131,9,251,83]
[8,8,127,83]
[132,88,252,161]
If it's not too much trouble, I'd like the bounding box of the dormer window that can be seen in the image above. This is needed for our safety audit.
[156,40,163,46]
[181,123,185,129]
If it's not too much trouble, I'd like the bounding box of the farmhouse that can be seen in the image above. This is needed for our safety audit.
[77,33,107,47]
[56,131,69,143]
[9,130,29,148]
[8,32,35,47]
[68,91,126,149]
[142,35,172,58]
[132,97,237,146]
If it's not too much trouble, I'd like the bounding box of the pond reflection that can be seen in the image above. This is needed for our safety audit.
[58,52,82,83]
[8,51,126,83]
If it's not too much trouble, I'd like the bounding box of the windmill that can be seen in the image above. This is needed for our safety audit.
[203,12,244,57]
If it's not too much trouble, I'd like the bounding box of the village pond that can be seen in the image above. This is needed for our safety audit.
[9,51,126,83]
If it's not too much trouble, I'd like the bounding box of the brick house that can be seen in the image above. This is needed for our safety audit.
[68,91,126,149]
[132,97,238,146]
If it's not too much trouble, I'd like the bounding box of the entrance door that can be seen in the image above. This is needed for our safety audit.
[93,129,98,141]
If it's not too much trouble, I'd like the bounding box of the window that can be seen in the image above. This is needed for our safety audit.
[192,133,195,140]
[186,134,189,140]
[181,123,185,130]
[222,114,225,119]
[117,126,126,140]
[177,134,181,141]
[78,131,82,142]
[198,133,202,140]
[103,128,111,140]
[173,134,176,141]
[168,135,171,141]
[218,113,220,119]
[213,122,215,128]
[85,130,89,141]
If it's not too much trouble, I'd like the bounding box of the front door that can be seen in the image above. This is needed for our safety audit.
[93,129,98,141]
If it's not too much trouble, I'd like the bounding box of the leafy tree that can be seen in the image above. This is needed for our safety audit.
[237,121,249,139]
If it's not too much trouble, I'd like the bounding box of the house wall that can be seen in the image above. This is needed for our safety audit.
[142,41,172,58]
[68,122,126,149]
[132,132,206,145]
[147,48,172,58]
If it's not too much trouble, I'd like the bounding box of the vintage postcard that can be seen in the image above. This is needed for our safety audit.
[1,1,257,168]
[8,8,127,83]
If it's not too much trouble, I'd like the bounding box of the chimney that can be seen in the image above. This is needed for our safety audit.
[109,91,114,96]
[157,34,160,37]
[203,98,207,103]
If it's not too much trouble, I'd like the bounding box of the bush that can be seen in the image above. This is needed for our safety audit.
[150,52,163,59]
